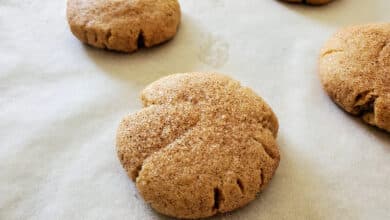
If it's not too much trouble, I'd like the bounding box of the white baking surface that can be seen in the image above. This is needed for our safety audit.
[1,0,389,219]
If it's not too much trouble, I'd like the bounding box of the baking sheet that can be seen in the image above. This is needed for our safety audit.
[1,0,390,219]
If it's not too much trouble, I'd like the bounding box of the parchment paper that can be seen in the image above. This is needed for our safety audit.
[1,0,390,219]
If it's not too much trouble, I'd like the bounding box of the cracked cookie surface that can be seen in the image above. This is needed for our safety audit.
[320,23,390,132]
[67,0,180,52]
[116,73,280,219]
[280,0,333,5]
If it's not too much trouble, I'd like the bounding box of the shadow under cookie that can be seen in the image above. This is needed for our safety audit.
[84,15,203,86]
[279,0,334,6]
[279,0,387,27]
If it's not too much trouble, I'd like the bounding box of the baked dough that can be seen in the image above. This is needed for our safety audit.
[67,0,181,52]
[116,73,281,218]
[319,23,390,132]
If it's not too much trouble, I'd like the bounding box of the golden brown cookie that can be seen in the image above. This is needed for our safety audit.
[67,0,181,52]
[116,73,280,219]
[319,23,390,132]
[280,0,333,5]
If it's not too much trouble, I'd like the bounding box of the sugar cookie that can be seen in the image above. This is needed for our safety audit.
[320,23,390,132]
[67,0,181,52]
[117,73,281,218]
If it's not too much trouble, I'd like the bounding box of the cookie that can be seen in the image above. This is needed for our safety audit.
[67,0,181,52]
[280,0,333,5]
[116,73,280,218]
[319,23,390,132]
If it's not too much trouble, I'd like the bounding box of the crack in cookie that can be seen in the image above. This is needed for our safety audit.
[321,49,344,58]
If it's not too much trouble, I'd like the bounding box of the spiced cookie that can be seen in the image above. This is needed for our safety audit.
[280,0,333,5]
[116,73,280,218]
[319,23,390,132]
[67,0,181,52]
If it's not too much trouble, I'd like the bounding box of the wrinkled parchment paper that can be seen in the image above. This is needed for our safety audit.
[1,0,390,219]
